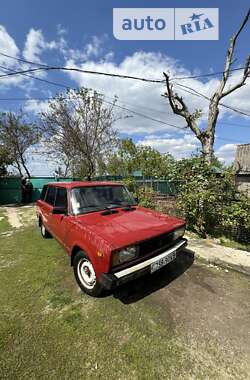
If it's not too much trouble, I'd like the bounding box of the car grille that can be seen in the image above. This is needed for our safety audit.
[111,231,175,273]
[138,231,174,257]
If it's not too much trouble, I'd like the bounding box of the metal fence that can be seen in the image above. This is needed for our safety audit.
[0,176,181,205]
[94,176,182,196]
[0,177,75,205]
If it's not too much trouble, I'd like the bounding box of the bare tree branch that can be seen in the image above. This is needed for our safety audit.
[163,9,250,164]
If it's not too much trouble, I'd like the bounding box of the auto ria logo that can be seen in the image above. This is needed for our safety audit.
[113,8,219,40]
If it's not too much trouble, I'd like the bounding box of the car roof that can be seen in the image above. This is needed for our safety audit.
[46,181,123,189]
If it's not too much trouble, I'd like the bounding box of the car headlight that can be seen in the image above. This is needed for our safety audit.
[112,245,139,266]
[173,226,186,240]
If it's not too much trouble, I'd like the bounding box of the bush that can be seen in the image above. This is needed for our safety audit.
[137,186,157,209]
[123,177,157,209]
[175,158,246,238]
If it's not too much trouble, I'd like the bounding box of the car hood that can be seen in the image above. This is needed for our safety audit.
[75,207,185,249]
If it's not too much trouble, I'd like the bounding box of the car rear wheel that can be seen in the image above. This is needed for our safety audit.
[73,251,104,297]
[40,221,51,239]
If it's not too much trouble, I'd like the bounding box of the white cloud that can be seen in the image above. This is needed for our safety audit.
[23,28,62,63]
[0,25,19,63]
[64,50,250,137]
[56,24,68,37]
[23,99,50,114]
[215,143,237,164]
[137,134,199,159]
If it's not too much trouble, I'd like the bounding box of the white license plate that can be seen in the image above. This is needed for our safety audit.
[150,251,176,273]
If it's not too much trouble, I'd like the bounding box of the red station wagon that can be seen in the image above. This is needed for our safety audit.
[37,182,187,296]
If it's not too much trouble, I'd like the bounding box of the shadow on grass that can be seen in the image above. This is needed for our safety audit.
[113,249,194,304]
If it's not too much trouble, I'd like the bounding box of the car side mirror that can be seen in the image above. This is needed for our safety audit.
[52,207,67,215]
[134,196,139,204]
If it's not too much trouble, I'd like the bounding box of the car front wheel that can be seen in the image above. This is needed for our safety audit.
[73,251,105,297]
[40,221,51,238]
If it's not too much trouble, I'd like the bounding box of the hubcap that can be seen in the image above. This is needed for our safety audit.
[77,258,96,290]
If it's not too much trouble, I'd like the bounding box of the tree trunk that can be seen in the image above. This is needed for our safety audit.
[20,156,31,178]
[200,134,214,164]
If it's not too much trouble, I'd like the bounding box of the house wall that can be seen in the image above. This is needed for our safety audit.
[235,175,250,197]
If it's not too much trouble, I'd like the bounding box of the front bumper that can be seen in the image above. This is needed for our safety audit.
[99,238,187,290]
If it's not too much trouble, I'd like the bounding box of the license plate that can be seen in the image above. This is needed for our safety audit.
[151,250,176,273]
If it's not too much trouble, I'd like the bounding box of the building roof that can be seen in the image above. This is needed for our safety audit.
[47,181,122,188]
[234,143,250,174]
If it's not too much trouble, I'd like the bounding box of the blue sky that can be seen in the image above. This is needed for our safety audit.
[1,0,250,174]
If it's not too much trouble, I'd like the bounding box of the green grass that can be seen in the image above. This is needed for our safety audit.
[219,236,250,252]
[0,216,249,379]
[0,227,190,379]
[0,209,11,234]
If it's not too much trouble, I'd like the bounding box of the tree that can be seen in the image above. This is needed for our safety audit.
[0,144,13,176]
[107,138,176,178]
[0,112,40,177]
[41,88,118,180]
[163,9,250,164]
[107,138,138,176]
[136,146,175,178]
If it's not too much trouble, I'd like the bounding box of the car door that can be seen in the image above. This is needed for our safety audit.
[52,187,71,247]
[43,185,57,234]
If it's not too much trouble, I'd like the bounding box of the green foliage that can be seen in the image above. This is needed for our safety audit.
[0,112,40,177]
[176,157,249,238]
[137,186,157,209]
[107,138,137,177]
[221,196,250,229]
[42,88,118,180]
[107,138,176,179]
[122,177,156,209]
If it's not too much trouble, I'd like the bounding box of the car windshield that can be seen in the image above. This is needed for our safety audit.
[71,185,137,215]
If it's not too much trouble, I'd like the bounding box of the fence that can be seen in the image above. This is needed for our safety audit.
[94,176,182,196]
[0,177,75,205]
[0,176,181,205]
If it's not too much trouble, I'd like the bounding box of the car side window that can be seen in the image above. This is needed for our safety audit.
[45,186,56,206]
[40,185,48,201]
[54,188,68,209]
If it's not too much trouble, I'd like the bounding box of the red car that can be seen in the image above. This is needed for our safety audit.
[37,182,187,296]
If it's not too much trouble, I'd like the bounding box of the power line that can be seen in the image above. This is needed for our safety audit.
[0,52,49,68]
[0,62,172,115]
[0,64,70,89]
[174,82,250,117]
[0,95,249,129]
[0,65,164,83]
[0,51,246,83]
[169,67,246,81]
[0,53,248,144]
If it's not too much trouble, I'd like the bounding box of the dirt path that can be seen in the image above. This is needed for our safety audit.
[5,207,22,228]
[115,252,250,377]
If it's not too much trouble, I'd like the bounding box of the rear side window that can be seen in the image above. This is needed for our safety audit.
[55,188,68,209]
[40,185,48,201]
[45,186,56,206]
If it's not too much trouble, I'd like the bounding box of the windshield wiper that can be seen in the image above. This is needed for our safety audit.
[121,204,137,211]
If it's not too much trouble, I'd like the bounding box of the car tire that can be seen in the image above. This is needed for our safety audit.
[40,221,51,239]
[73,251,105,297]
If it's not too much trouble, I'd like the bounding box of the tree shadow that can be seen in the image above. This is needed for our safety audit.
[113,248,194,304]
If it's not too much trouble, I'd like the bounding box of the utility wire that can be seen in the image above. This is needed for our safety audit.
[0,95,248,129]
[0,63,172,115]
[0,53,248,143]
[169,67,246,81]
[0,51,246,82]
[174,82,250,117]
[0,65,164,83]
[0,62,248,118]
[0,64,70,89]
